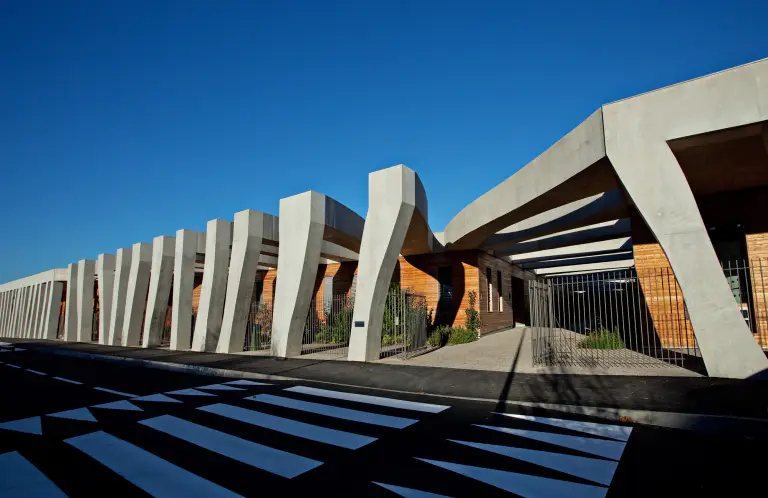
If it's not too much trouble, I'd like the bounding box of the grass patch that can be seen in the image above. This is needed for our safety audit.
[578,328,625,349]
[425,325,479,347]
[447,327,478,345]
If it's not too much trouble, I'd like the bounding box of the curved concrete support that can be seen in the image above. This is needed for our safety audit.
[497,219,631,256]
[170,230,201,351]
[96,254,115,345]
[217,210,278,354]
[603,59,768,378]
[271,191,364,357]
[43,281,64,340]
[192,219,233,352]
[142,236,176,348]
[121,243,152,347]
[63,263,78,341]
[107,248,132,346]
[76,259,95,342]
[348,165,429,362]
[510,237,632,265]
[445,110,616,249]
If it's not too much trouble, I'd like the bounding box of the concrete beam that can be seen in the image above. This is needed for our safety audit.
[76,259,95,343]
[121,243,153,347]
[96,254,116,345]
[107,248,132,346]
[521,251,634,270]
[170,230,201,351]
[497,219,632,256]
[42,281,64,340]
[535,259,635,275]
[142,236,176,348]
[63,264,78,341]
[192,220,233,352]
[217,210,278,353]
[348,165,430,362]
[509,236,632,265]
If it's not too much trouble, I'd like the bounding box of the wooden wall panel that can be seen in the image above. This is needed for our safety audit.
[477,252,535,334]
[745,233,768,347]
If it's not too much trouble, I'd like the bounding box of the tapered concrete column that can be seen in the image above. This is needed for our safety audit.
[30,284,44,339]
[2,292,10,337]
[142,236,175,347]
[192,220,233,352]
[43,281,64,340]
[19,287,31,338]
[108,248,132,346]
[0,292,7,337]
[76,259,95,342]
[13,288,24,338]
[170,230,201,350]
[122,243,153,347]
[96,254,116,345]
[8,290,18,337]
[349,165,431,362]
[63,264,79,341]
[217,210,278,353]
[271,192,326,357]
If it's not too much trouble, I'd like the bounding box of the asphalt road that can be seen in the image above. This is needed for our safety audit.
[0,343,763,497]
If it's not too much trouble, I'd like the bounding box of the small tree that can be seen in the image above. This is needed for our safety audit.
[465,290,481,332]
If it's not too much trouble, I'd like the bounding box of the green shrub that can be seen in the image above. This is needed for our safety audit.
[578,327,625,349]
[315,305,353,344]
[447,327,478,345]
[426,325,451,347]
[464,290,481,332]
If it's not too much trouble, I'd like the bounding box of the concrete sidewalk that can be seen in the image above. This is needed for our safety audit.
[6,338,768,419]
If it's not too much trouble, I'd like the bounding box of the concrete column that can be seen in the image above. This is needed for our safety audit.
[13,288,24,338]
[0,292,7,337]
[96,254,116,345]
[122,243,153,347]
[2,292,10,337]
[107,248,132,346]
[271,192,326,357]
[192,220,233,352]
[29,284,43,339]
[349,166,430,362]
[142,235,175,347]
[63,264,79,341]
[170,230,200,350]
[76,259,96,342]
[217,210,278,353]
[7,290,17,337]
[19,286,31,338]
[43,281,64,339]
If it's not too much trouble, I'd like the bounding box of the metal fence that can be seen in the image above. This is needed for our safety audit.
[243,300,273,352]
[301,294,354,357]
[379,287,429,359]
[529,268,701,369]
[721,259,768,349]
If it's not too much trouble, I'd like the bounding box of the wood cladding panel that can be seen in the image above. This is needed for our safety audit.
[745,233,768,347]
[477,252,535,333]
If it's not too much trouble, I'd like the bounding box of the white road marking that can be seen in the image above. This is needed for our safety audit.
[91,400,143,412]
[450,440,619,486]
[47,408,98,423]
[166,388,216,397]
[66,431,242,497]
[134,393,183,403]
[93,387,137,397]
[495,413,633,442]
[196,384,245,391]
[14,348,25,351]
[199,403,376,449]
[372,481,454,497]
[140,415,322,478]
[285,386,450,413]
[6,363,21,368]
[0,416,43,435]
[475,425,626,461]
[224,379,270,386]
[53,376,82,385]
[26,369,46,376]
[0,451,67,497]
[0,342,11,346]
[248,394,418,429]
[418,458,608,498]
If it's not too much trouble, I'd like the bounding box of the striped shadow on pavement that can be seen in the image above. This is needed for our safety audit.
[246,393,418,429]
[284,386,450,413]
[0,451,67,498]
[494,413,633,442]
[65,431,242,498]
[475,425,627,460]
[140,415,323,478]
[198,403,376,449]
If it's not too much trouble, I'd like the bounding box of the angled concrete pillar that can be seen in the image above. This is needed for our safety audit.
[20,286,32,338]
[7,290,17,337]
[107,248,132,346]
[30,284,44,339]
[76,259,95,342]
[271,192,328,357]
[217,210,278,353]
[142,236,175,347]
[192,220,233,352]
[63,264,79,341]
[13,288,24,338]
[349,165,431,362]
[121,242,153,347]
[0,292,7,337]
[96,254,116,345]
[43,281,64,340]
[170,230,201,350]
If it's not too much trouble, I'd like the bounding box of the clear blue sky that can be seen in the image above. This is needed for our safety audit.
[1,0,767,283]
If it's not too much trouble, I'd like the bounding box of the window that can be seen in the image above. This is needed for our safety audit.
[438,266,453,304]
[497,270,503,312]
[486,268,493,312]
